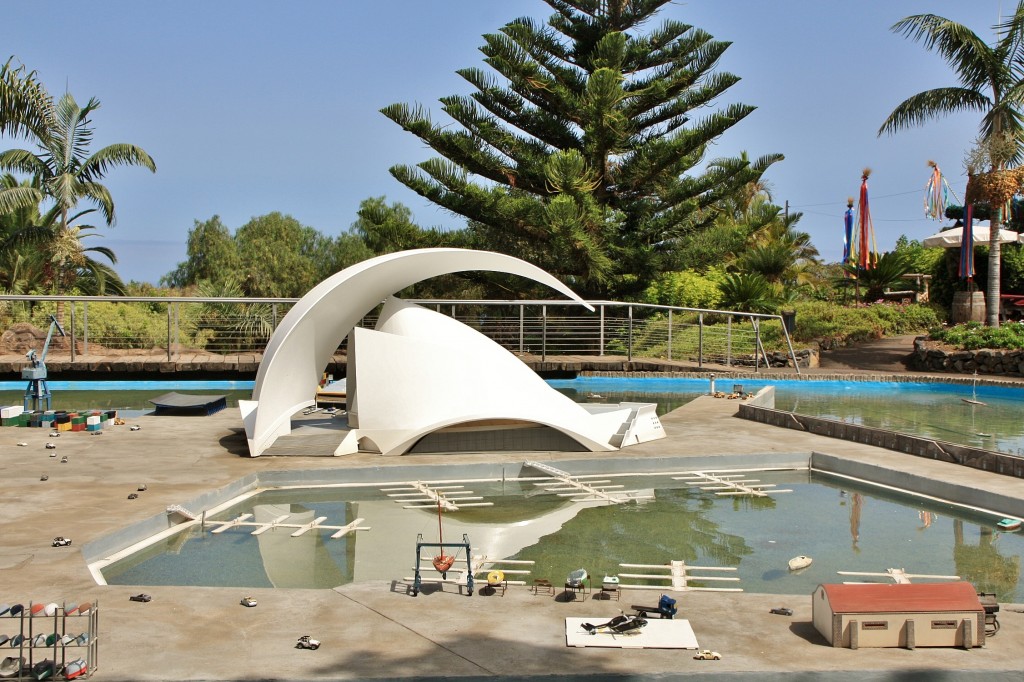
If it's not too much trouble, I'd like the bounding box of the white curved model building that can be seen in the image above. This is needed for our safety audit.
[240,248,665,457]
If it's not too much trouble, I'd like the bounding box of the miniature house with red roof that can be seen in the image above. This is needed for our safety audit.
[812,582,985,649]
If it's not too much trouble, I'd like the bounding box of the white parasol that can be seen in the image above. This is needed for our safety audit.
[922,225,1020,248]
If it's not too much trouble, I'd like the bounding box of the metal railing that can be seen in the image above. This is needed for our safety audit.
[0,295,800,372]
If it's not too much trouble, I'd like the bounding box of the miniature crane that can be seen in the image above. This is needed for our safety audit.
[22,315,66,412]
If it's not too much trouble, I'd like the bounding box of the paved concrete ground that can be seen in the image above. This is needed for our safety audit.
[1,385,1023,681]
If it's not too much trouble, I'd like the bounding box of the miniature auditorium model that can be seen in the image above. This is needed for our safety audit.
[240,248,665,457]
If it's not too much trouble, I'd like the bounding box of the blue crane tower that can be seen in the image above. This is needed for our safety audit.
[22,315,66,412]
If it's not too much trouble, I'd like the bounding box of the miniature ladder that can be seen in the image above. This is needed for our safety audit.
[617,559,742,592]
[209,513,371,539]
[381,481,493,510]
[469,555,535,586]
[673,471,792,498]
[837,567,960,585]
[166,504,197,520]
[524,461,654,504]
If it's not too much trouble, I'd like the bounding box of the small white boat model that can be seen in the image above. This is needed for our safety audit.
[566,568,588,588]
[961,373,986,405]
[788,555,812,571]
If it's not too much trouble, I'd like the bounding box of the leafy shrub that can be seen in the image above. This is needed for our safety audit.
[641,269,723,309]
[929,321,1024,350]
[779,301,943,348]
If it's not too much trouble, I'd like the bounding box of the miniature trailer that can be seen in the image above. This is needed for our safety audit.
[812,582,986,649]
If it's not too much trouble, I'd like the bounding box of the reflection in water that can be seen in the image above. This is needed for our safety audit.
[848,493,862,553]
[251,504,350,588]
[953,519,1021,599]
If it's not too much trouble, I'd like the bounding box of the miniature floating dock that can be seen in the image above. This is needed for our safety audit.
[673,470,792,498]
[149,392,227,416]
[209,513,370,538]
[381,481,494,511]
[524,461,654,504]
[837,567,961,585]
[616,559,742,592]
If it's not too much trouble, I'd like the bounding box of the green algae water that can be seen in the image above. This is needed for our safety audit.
[101,471,1024,602]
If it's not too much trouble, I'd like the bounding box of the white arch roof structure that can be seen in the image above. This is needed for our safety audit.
[338,297,642,456]
[240,248,593,457]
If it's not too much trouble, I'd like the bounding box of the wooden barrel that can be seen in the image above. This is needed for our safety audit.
[952,290,986,323]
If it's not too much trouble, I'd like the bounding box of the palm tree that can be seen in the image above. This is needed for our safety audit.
[0,89,153,313]
[0,178,127,297]
[878,4,1024,326]
[0,58,47,215]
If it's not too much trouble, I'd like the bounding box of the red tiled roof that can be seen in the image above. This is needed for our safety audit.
[818,582,983,614]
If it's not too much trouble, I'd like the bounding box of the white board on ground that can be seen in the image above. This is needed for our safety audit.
[564,618,699,649]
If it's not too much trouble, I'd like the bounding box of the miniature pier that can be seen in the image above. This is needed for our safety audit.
[673,470,793,497]
[381,481,494,511]
[616,559,742,592]
[524,461,654,504]
[837,567,961,585]
[208,513,371,539]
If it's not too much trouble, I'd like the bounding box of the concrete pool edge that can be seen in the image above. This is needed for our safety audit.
[81,452,812,569]
[83,448,1023,585]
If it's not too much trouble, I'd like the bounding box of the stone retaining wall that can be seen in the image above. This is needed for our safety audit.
[908,336,1024,376]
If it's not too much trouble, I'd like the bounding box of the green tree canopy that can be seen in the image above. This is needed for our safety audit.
[382,0,781,298]
[879,4,1024,325]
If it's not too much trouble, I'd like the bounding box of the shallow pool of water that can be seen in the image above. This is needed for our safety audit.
[553,377,1024,456]
[101,471,1024,601]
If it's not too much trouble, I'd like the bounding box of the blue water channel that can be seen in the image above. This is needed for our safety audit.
[3,377,1024,454]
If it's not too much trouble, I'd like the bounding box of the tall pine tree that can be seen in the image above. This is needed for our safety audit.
[382,0,781,298]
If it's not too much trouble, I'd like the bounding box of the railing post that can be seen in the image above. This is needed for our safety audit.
[167,304,172,362]
[518,304,524,354]
[542,305,547,361]
[174,302,180,353]
[698,313,703,368]
[69,303,76,363]
[627,306,633,362]
[753,317,760,372]
[727,315,733,367]
[667,310,673,361]
[83,301,89,355]
[599,305,605,356]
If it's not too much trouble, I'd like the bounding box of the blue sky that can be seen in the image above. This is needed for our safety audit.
[2,0,1005,283]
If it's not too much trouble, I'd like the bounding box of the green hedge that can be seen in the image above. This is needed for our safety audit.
[929,321,1024,350]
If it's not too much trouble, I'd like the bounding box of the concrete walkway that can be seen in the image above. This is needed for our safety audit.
[1,389,1022,680]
